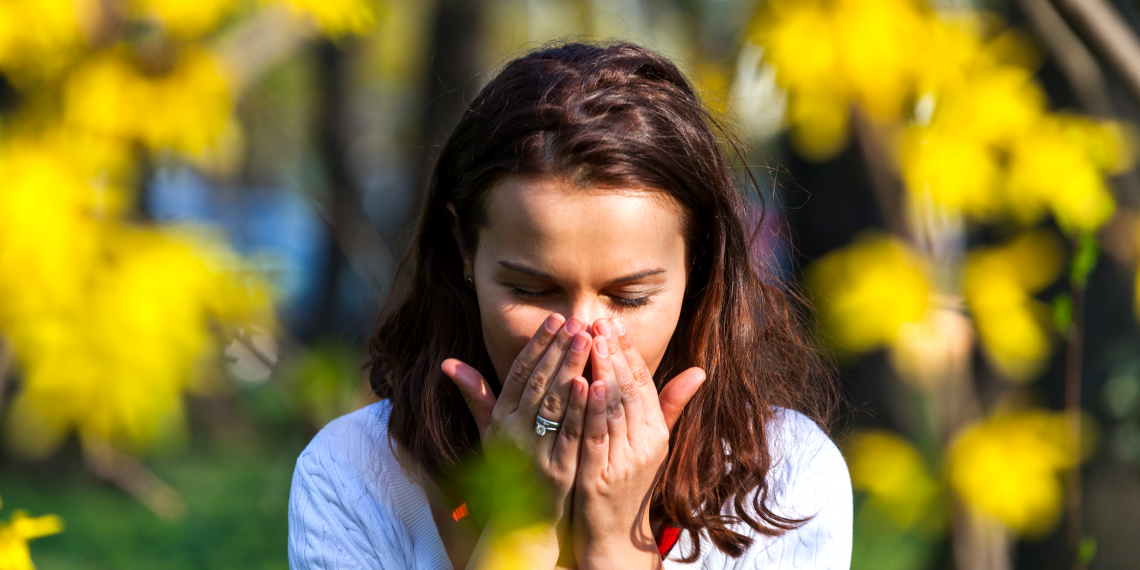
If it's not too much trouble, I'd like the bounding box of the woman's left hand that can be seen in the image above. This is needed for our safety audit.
[571,317,706,569]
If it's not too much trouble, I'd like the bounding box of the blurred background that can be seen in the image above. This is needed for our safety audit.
[2,0,1140,569]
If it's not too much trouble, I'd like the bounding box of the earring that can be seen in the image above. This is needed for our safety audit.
[464,273,475,289]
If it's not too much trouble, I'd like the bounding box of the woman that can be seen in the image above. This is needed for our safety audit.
[289,42,851,569]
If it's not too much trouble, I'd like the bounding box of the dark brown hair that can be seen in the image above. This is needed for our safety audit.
[368,41,834,561]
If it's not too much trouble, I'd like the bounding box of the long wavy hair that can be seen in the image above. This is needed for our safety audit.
[368,41,834,561]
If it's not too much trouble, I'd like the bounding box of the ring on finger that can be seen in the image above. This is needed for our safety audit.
[535,415,560,436]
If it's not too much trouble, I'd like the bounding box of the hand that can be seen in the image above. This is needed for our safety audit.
[572,317,706,569]
[443,313,593,569]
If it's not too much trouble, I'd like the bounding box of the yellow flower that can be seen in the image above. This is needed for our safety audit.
[4,227,273,456]
[0,139,111,327]
[947,411,1077,536]
[963,231,1063,382]
[269,0,377,36]
[0,496,63,570]
[63,50,238,160]
[832,0,929,122]
[0,0,90,80]
[129,0,239,38]
[750,1,848,160]
[846,430,942,530]
[901,66,1046,220]
[1007,116,1125,232]
[807,235,931,352]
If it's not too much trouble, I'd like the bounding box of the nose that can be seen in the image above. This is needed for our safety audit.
[561,294,607,333]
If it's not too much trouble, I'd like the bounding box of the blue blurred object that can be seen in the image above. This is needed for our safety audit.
[148,168,332,335]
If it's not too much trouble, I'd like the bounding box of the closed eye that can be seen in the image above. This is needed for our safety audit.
[612,295,651,309]
[509,287,553,300]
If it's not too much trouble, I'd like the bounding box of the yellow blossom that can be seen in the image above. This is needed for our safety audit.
[63,50,238,160]
[807,235,931,352]
[963,231,1063,382]
[1007,116,1126,232]
[129,0,239,38]
[269,0,377,36]
[0,0,90,80]
[947,411,1078,536]
[901,66,1046,219]
[0,139,112,327]
[4,227,273,456]
[0,496,63,570]
[846,430,942,530]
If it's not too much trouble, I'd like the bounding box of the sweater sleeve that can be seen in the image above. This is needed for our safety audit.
[288,416,409,570]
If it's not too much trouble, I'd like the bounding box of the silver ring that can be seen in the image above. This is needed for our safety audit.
[535,415,560,436]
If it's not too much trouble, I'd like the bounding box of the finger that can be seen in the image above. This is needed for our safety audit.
[612,317,662,421]
[499,313,565,407]
[599,319,646,436]
[579,380,610,479]
[536,331,592,458]
[441,358,496,438]
[659,367,707,433]
[591,335,628,461]
[551,376,588,471]
[517,317,585,416]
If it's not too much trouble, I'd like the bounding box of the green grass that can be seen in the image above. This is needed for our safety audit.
[1,424,311,570]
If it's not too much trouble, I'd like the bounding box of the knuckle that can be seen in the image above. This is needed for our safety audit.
[559,423,581,440]
[541,391,564,414]
[607,399,624,419]
[618,379,640,399]
[632,366,654,387]
[588,432,609,447]
[507,366,531,387]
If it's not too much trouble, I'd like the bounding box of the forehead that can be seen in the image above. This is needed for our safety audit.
[478,176,686,276]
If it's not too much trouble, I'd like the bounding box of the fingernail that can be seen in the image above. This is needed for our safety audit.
[592,382,605,400]
[571,333,588,352]
[544,314,562,333]
[572,378,585,395]
[566,316,583,335]
[594,336,608,356]
[597,319,612,339]
[612,317,625,336]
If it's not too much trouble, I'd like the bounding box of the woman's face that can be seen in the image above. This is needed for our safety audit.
[468,175,689,384]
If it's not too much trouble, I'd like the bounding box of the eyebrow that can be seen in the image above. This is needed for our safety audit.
[497,261,666,284]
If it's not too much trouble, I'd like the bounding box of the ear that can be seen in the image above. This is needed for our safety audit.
[445,202,473,275]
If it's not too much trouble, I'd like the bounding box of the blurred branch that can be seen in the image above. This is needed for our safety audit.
[212,6,318,93]
[1098,208,1137,266]
[851,108,913,240]
[0,336,11,413]
[415,0,485,199]
[308,192,397,292]
[953,503,1012,570]
[311,40,396,330]
[1052,0,1140,107]
[1017,0,1113,116]
[83,439,187,521]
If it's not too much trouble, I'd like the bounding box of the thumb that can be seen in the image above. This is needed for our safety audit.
[442,358,497,438]
[659,367,706,433]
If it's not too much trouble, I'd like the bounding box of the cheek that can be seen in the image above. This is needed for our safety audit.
[624,294,685,376]
[479,295,551,383]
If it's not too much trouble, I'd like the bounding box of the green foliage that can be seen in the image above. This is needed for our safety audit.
[1070,233,1100,289]
[0,430,307,570]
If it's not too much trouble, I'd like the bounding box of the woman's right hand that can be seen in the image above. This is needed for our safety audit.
[443,313,593,569]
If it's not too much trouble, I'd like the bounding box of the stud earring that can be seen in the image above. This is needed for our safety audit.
[464,273,475,289]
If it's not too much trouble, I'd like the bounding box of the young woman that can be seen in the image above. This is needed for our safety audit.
[289,42,852,569]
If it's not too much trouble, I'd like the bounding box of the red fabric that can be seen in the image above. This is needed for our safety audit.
[656,525,680,558]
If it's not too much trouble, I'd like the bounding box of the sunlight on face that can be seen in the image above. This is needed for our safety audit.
[469,175,688,384]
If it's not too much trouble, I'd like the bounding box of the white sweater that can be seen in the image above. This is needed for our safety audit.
[288,400,852,569]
